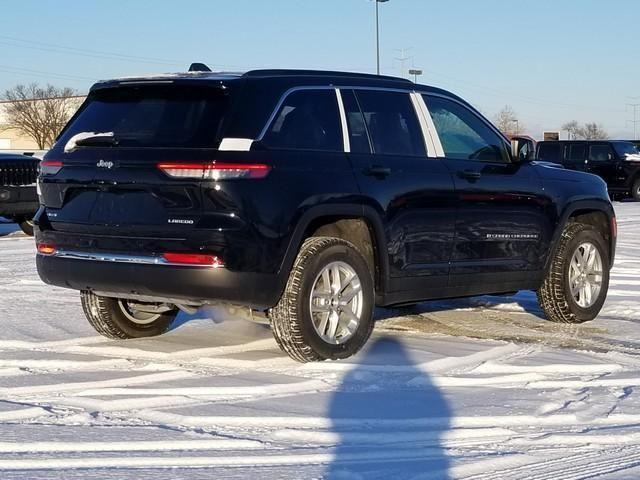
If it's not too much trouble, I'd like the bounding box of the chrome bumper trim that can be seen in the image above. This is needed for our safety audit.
[38,249,223,268]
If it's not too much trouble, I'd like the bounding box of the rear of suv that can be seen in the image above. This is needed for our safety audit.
[536,140,640,200]
[36,67,616,362]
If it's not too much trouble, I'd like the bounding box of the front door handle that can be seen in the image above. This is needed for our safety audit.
[458,169,482,180]
[364,165,392,177]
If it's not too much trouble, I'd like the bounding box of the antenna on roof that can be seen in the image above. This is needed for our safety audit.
[188,62,212,72]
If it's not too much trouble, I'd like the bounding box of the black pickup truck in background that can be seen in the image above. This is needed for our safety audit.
[0,153,40,235]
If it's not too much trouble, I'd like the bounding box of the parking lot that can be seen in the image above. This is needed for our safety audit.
[0,201,637,479]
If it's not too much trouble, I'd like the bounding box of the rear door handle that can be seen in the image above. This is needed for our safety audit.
[458,169,482,180]
[364,165,392,177]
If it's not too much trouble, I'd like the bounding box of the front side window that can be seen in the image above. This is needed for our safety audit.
[424,95,508,163]
[354,90,426,156]
[589,144,614,162]
[263,89,342,151]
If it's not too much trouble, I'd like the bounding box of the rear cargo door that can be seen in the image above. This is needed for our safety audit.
[40,83,232,236]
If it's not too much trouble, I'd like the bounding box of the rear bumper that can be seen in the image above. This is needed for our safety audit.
[0,186,38,218]
[36,253,283,310]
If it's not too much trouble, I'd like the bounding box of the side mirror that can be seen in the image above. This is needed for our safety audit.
[511,138,534,163]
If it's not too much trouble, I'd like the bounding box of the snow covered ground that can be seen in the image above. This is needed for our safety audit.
[0,203,639,479]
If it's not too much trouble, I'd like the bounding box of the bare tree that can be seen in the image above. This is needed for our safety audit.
[494,105,522,135]
[576,122,609,140]
[562,120,580,140]
[1,84,81,149]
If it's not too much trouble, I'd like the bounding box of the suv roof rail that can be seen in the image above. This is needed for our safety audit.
[242,69,412,83]
[188,62,212,72]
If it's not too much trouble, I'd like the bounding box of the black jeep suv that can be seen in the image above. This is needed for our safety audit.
[35,68,616,362]
[0,153,40,235]
[537,140,640,200]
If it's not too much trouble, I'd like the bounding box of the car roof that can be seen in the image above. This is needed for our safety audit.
[90,68,459,98]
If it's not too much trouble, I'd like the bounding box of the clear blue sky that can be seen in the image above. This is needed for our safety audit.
[1,0,638,139]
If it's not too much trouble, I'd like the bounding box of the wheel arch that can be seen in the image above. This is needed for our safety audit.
[277,204,389,301]
[545,199,616,273]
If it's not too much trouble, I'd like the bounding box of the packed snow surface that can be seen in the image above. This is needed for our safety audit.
[0,203,639,479]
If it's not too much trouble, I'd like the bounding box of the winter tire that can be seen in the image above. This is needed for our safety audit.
[269,236,375,362]
[81,291,177,339]
[537,222,610,324]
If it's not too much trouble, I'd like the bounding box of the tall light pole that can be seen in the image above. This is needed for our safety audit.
[374,0,389,75]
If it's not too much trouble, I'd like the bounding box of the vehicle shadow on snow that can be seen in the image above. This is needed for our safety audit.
[326,337,451,480]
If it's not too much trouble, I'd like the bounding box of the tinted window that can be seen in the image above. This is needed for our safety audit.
[565,143,586,163]
[58,86,230,148]
[340,90,371,154]
[537,143,562,162]
[589,144,613,162]
[263,89,342,151]
[424,95,508,163]
[354,90,426,156]
[612,141,639,157]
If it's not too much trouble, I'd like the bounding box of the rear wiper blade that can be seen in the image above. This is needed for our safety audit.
[64,132,117,153]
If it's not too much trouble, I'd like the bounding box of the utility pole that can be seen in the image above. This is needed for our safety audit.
[374,0,389,75]
[393,47,412,79]
[627,99,640,140]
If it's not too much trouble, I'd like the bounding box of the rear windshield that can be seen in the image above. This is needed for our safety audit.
[58,85,231,149]
[537,142,562,162]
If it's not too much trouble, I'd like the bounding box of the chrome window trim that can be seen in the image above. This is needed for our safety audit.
[410,92,437,158]
[257,84,421,145]
[38,250,224,268]
[335,88,351,153]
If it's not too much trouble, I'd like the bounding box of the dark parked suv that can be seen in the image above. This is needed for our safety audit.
[536,140,640,200]
[35,68,616,362]
[0,153,40,235]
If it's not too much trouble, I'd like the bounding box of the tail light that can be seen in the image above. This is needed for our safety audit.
[612,216,617,238]
[37,243,57,255]
[158,162,270,180]
[40,160,63,176]
[162,252,224,268]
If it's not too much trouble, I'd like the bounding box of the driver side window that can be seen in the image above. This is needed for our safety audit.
[423,95,509,163]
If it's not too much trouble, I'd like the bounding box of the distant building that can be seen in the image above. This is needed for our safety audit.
[0,95,85,152]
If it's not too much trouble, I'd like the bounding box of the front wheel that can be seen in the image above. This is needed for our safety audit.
[269,237,375,362]
[537,223,610,323]
[80,291,177,339]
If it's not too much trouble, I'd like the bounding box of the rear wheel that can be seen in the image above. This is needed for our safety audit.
[632,179,640,201]
[80,291,177,339]
[269,237,375,362]
[537,223,609,323]
[18,218,34,236]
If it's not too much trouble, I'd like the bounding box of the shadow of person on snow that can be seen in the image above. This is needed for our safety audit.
[326,336,451,480]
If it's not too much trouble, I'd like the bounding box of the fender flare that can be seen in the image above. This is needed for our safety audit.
[275,203,390,298]
[544,198,616,272]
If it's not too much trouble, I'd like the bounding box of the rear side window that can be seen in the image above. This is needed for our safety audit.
[589,144,614,162]
[565,143,586,163]
[340,89,371,154]
[424,95,508,163]
[263,89,342,151]
[354,90,425,156]
[58,85,231,148]
[537,143,562,162]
